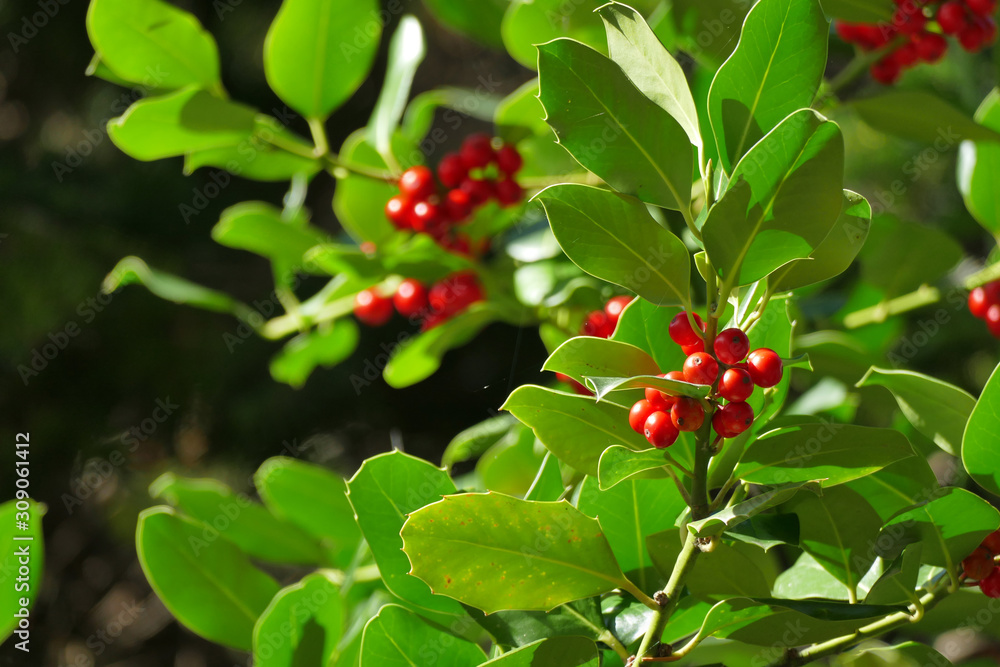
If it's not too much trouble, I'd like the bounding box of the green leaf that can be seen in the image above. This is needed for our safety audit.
[856,215,963,301]
[964,360,1000,497]
[503,0,608,70]
[103,256,251,316]
[495,78,550,139]
[442,414,519,470]
[0,500,43,643]
[734,423,914,486]
[728,513,800,552]
[401,493,637,612]
[480,636,599,666]
[687,481,822,537]
[784,485,883,600]
[264,0,381,120]
[526,452,566,501]
[254,457,362,568]
[86,0,220,91]
[108,88,256,161]
[842,642,953,667]
[577,477,686,591]
[865,544,922,606]
[478,426,544,497]
[425,0,507,47]
[853,91,1000,145]
[347,451,466,616]
[537,40,693,210]
[707,0,829,171]
[611,299,687,371]
[875,487,1000,569]
[959,88,1000,236]
[769,190,872,292]
[253,573,343,666]
[503,385,650,476]
[858,367,975,457]
[685,542,775,601]
[773,551,855,600]
[212,202,331,265]
[598,3,701,147]
[149,472,325,565]
[819,0,893,22]
[136,507,280,650]
[585,375,711,401]
[361,605,486,666]
[668,0,753,66]
[184,118,322,181]
[369,16,425,167]
[846,455,938,523]
[542,336,660,385]
[702,109,845,288]
[536,185,692,305]
[269,321,360,388]
[470,597,613,649]
[597,446,671,490]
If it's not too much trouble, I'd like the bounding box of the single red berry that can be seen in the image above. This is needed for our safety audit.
[986,304,1000,338]
[644,411,679,449]
[712,410,739,439]
[835,22,864,43]
[461,133,496,169]
[645,385,675,413]
[604,296,632,328]
[393,279,428,318]
[665,370,686,383]
[719,368,755,402]
[857,23,894,49]
[411,200,445,235]
[912,31,948,61]
[582,310,612,338]
[871,57,902,84]
[714,328,751,365]
[681,340,705,356]
[630,399,657,433]
[964,547,996,580]
[980,567,1000,597]
[959,20,988,49]
[495,178,524,207]
[983,530,1000,553]
[970,287,992,319]
[443,188,473,223]
[437,153,467,189]
[557,372,591,396]
[718,401,754,436]
[354,289,393,326]
[496,144,524,175]
[967,0,999,16]
[937,1,969,34]
[893,6,927,33]
[385,195,412,228]
[460,178,493,206]
[747,348,783,388]
[890,42,920,67]
[683,352,719,386]
[399,166,436,200]
[668,311,705,346]
[671,397,705,432]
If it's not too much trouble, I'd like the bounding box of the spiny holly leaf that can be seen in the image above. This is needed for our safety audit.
[963,360,1000,497]
[687,481,822,537]
[401,493,639,613]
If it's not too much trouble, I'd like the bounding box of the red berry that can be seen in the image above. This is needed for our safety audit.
[964,547,996,580]
[411,200,445,235]
[443,188,473,223]
[714,328,750,365]
[393,279,428,318]
[437,153,467,189]
[856,23,895,49]
[668,312,705,346]
[354,289,393,326]
[717,401,754,436]
[495,178,524,207]
[967,0,998,16]
[496,144,524,175]
[893,6,927,33]
[645,385,675,413]
[460,178,493,206]
[970,287,992,318]
[665,370,686,383]
[582,310,612,338]
[912,31,948,62]
[683,352,719,386]
[937,1,968,34]
[630,399,657,433]
[712,410,739,439]
[681,340,705,356]
[671,397,705,432]
[959,20,988,49]
[987,304,1000,338]
[604,296,632,328]
[719,368,755,402]
[644,411,679,449]
[461,133,495,169]
[835,21,864,42]
[980,568,1000,597]
[889,42,920,67]
[399,166,436,200]
[747,348,783,388]
[429,271,483,316]
[385,195,412,228]
[871,57,902,84]
[557,372,590,396]
[983,530,1000,553]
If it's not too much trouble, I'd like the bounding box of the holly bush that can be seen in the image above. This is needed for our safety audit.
[21,0,1000,664]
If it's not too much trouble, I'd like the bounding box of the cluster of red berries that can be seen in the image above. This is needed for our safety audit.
[384,134,524,255]
[352,271,484,331]
[836,0,997,85]
[555,296,634,394]
[968,281,1000,337]
[628,312,784,449]
[962,530,1000,596]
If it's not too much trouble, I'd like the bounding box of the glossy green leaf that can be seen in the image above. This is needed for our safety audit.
[108,88,256,161]
[525,452,566,501]
[597,446,672,490]
[346,451,465,616]
[361,605,485,666]
[212,202,331,265]
[728,513,800,552]
[269,321,361,389]
[963,360,1000,497]
[477,426,544,497]
[865,544,922,606]
[668,0,753,66]
[853,91,1000,145]
[136,507,280,650]
[708,0,829,171]
[537,185,691,306]
[503,384,650,476]
[253,573,343,666]
[470,597,614,649]
[369,16,425,167]
[542,336,660,385]
[86,0,220,90]
[858,367,975,457]
[264,0,381,120]
[585,375,711,401]
[537,41,693,210]
[819,0,893,22]
[503,0,607,70]
[687,481,822,537]
[254,457,362,568]
[495,79,550,139]
[875,487,1000,569]
[611,299,686,371]
[734,423,914,486]
[847,455,938,523]
[184,118,322,181]
[842,641,952,667]
[480,636,599,666]
[769,190,872,292]
[773,551,855,600]
[442,414,519,470]
[149,472,324,565]
[959,89,1000,235]
[424,0,507,47]
[856,215,963,301]
[104,256,251,317]
[401,493,635,613]
[685,542,775,601]
[703,109,845,288]
[598,3,701,147]
[0,500,43,643]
